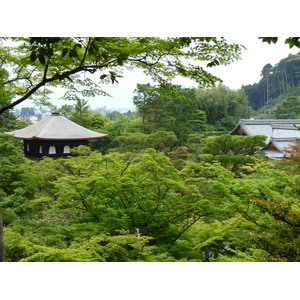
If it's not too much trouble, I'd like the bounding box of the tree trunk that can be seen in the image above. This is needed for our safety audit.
[277,75,282,95]
[283,67,289,93]
[0,214,4,262]
[266,76,269,103]
[281,70,287,94]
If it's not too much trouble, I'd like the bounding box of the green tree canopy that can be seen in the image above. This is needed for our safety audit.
[273,96,300,119]
[133,83,207,144]
[199,134,267,173]
[194,85,250,128]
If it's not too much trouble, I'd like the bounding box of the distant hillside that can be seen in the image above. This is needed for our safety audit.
[250,87,300,119]
[242,52,300,116]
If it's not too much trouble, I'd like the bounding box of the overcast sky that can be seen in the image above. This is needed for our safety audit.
[63,37,300,110]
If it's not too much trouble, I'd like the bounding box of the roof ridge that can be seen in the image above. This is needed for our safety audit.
[31,115,52,138]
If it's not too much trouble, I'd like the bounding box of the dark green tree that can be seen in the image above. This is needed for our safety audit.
[195,85,250,129]
[273,96,300,119]
[243,52,300,111]
[59,97,109,130]
[199,134,267,173]
[116,131,177,153]
[133,83,207,144]
[260,63,273,103]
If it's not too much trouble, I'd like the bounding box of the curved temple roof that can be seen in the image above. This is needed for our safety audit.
[7,113,108,140]
[230,119,300,143]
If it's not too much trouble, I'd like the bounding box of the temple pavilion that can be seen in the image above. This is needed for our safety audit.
[7,112,108,159]
[230,119,300,160]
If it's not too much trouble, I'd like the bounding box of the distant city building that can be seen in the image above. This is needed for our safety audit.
[94,106,108,115]
[18,107,42,123]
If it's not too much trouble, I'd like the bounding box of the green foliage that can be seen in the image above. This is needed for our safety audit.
[4,227,151,262]
[0,133,26,195]
[260,37,300,48]
[60,98,109,130]
[199,134,267,173]
[0,37,243,115]
[91,114,142,153]
[176,216,256,261]
[211,116,239,132]
[0,214,3,261]
[201,134,266,156]
[243,52,300,111]
[133,83,208,144]
[273,96,300,118]
[251,196,300,261]
[3,148,235,261]
[115,131,177,153]
[0,110,27,131]
[167,146,192,170]
[195,85,250,128]
[3,123,300,262]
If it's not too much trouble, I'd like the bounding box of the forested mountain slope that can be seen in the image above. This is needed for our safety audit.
[242,52,300,115]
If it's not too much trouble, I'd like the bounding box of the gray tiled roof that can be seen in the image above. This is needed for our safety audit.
[268,137,299,152]
[231,119,300,160]
[264,150,286,160]
[231,119,300,143]
[7,113,108,140]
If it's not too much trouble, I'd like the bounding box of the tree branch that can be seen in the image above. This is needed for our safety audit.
[43,63,49,81]
[0,65,86,115]
[173,214,205,242]
[0,79,48,114]
[79,38,91,67]
[0,77,29,87]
